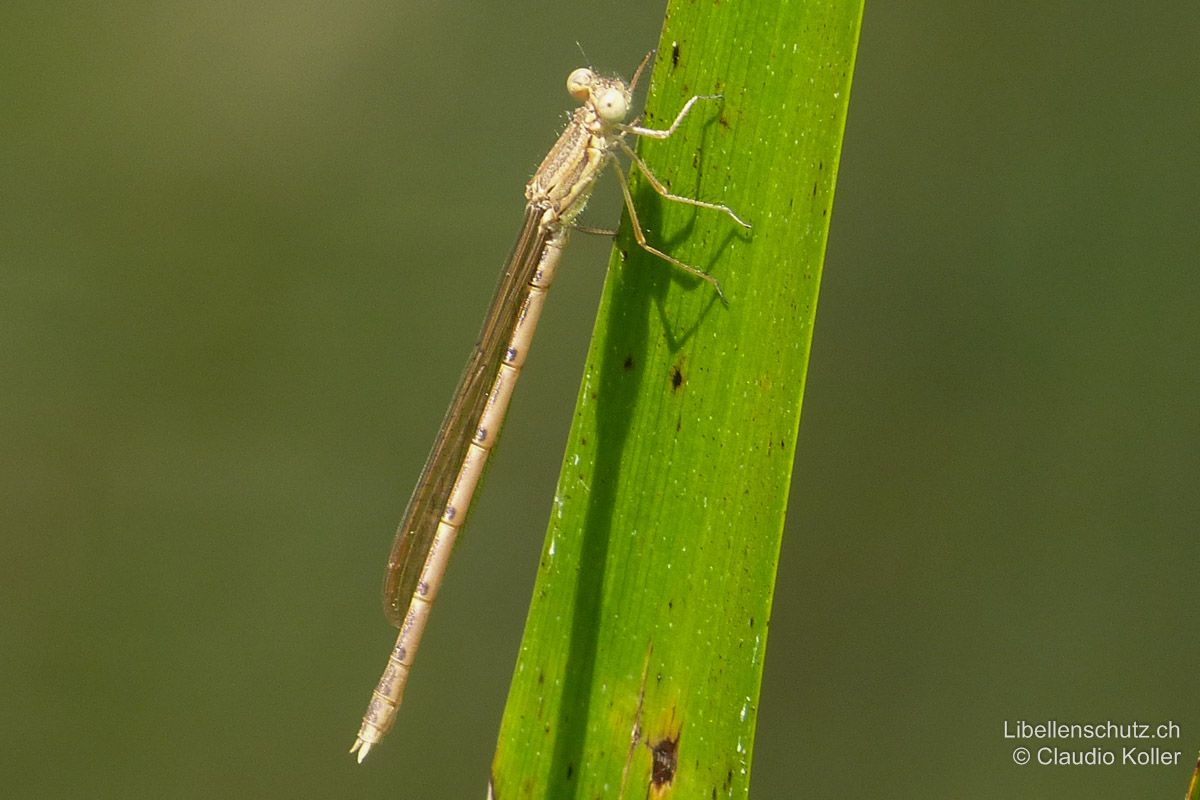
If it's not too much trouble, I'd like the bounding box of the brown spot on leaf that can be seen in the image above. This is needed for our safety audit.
[645,705,682,797]
[650,732,680,789]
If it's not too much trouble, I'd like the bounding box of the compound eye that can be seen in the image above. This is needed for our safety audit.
[566,68,594,101]
[595,87,628,122]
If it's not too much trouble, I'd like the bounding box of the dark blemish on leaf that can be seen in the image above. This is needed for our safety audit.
[671,41,680,68]
[624,355,635,370]
[650,732,680,788]
[670,365,684,391]
[566,762,574,779]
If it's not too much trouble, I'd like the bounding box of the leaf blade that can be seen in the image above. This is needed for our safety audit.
[491,3,864,797]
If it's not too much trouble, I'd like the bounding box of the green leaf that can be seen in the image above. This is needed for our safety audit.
[491,2,863,798]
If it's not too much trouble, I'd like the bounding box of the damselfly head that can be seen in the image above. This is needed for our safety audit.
[565,68,631,124]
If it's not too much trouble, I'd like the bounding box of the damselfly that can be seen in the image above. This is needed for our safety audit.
[352,53,747,762]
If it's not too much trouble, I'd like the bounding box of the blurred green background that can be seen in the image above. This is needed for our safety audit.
[2,1,1196,797]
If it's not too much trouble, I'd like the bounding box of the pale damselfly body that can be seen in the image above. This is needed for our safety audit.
[351,53,748,762]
